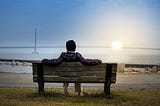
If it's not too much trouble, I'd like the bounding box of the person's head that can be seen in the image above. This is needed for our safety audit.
[66,40,76,51]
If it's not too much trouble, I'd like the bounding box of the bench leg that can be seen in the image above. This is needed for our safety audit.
[37,63,44,94]
[63,83,69,96]
[75,83,81,96]
[104,64,112,96]
[38,81,44,94]
[104,80,111,96]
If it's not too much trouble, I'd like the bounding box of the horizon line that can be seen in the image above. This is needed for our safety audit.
[0,46,160,50]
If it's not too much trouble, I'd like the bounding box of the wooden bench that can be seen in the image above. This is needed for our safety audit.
[32,62,117,95]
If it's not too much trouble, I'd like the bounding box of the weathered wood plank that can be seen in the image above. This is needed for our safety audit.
[33,66,106,75]
[34,70,106,76]
[111,64,117,73]
[33,63,38,75]
[43,67,106,72]
[33,62,117,83]
[33,62,106,75]
[33,76,105,83]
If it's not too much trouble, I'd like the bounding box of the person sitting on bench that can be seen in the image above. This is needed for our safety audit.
[41,40,102,95]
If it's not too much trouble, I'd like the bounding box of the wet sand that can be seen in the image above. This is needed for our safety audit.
[0,72,160,88]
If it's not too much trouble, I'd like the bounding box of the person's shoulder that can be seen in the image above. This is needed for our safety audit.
[60,52,67,55]
[75,52,82,55]
[75,52,81,54]
[59,52,66,57]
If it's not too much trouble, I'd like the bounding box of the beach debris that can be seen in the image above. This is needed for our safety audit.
[0,60,32,66]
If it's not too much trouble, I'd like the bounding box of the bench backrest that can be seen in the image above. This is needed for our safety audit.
[33,62,117,83]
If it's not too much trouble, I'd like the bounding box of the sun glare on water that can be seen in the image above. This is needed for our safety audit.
[112,41,123,50]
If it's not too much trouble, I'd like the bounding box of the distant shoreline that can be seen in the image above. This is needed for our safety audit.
[0,60,160,74]
[0,59,40,64]
[0,71,31,74]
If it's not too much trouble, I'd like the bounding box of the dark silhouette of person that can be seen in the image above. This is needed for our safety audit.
[42,40,102,95]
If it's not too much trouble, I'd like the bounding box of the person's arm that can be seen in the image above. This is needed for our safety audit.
[81,59,102,65]
[41,59,61,65]
[41,53,63,65]
[76,52,102,65]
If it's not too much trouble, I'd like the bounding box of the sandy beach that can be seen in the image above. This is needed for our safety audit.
[0,72,160,88]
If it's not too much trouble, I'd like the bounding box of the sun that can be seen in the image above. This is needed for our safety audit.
[112,41,122,50]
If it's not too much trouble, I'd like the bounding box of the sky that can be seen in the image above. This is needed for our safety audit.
[0,0,160,50]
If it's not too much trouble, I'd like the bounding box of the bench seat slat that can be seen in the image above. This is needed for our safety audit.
[33,76,105,83]
[42,71,106,76]
[33,63,106,75]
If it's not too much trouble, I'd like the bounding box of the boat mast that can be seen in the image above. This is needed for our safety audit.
[33,28,38,53]
[34,28,37,52]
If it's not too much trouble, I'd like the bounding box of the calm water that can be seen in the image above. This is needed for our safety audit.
[0,64,32,73]
[0,53,160,64]
[0,48,160,73]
